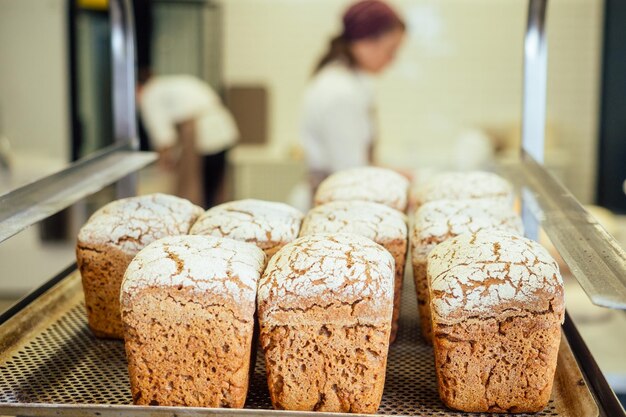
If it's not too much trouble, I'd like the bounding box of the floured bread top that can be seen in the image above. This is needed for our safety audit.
[258,233,394,324]
[413,171,513,207]
[189,199,303,250]
[411,199,524,262]
[77,193,203,255]
[427,231,564,324]
[300,200,407,243]
[314,167,409,211]
[121,235,265,308]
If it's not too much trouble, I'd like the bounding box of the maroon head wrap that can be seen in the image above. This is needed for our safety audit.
[342,0,404,42]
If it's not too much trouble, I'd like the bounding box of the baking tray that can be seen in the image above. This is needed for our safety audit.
[0,267,599,417]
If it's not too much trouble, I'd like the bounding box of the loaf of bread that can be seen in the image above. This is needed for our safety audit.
[189,199,303,258]
[300,201,407,342]
[121,235,265,408]
[76,193,203,338]
[411,199,523,342]
[412,171,513,208]
[428,231,564,413]
[258,233,394,413]
[314,167,409,212]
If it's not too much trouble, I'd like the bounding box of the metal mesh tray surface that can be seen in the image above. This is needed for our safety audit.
[0,270,598,417]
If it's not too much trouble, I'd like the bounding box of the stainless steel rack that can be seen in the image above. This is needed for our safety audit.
[0,268,602,417]
[0,0,624,416]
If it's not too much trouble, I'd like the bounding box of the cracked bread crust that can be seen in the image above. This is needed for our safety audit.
[411,199,524,342]
[189,199,303,256]
[121,235,265,308]
[427,231,564,324]
[412,171,513,208]
[313,167,409,212]
[258,233,394,413]
[120,235,265,408]
[300,201,407,342]
[78,193,204,255]
[301,201,408,242]
[76,194,203,338]
[258,233,394,325]
[428,231,564,413]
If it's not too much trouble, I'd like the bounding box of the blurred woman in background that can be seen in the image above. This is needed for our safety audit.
[300,0,406,191]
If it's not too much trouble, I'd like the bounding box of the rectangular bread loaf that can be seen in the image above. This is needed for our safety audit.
[428,231,564,413]
[258,233,395,413]
[189,199,303,259]
[300,200,408,342]
[76,193,203,338]
[314,167,409,212]
[120,235,265,407]
[411,199,523,343]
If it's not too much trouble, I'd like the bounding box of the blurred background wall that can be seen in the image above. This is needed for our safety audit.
[0,0,605,203]
[222,0,603,203]
[0,0,70,185]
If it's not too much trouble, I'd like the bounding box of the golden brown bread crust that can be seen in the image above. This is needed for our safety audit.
[260,242,286,260]
[428,231,564,413]
[262,323,389,413]
[258,233,394,413]
[122,288,255,407]
[410,199,524,343]
[120,235,265,408]
[76,194,203,339]
[76,244,133,338]
[433,313,561,413]
[380,238,407,343]
[411,260,431,343]
[299,201,408,342]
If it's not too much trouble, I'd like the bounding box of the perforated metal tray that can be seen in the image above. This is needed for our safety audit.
[0,268,599,417]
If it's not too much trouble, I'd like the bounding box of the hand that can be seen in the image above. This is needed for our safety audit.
[158,146,177,171]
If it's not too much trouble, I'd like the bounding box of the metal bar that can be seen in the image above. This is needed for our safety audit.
[110,0,139,198]
[499,153,626,309]
[0,144,157,244]
[0,404,373,417]
[110,0,137,148]
[563,312,626,417]
[522,0,548,163]
[521,0,548,241]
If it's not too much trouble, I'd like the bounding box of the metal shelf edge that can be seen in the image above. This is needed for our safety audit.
[0,145,157,244]
[563,312,626,417]
[497,152,626,310]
